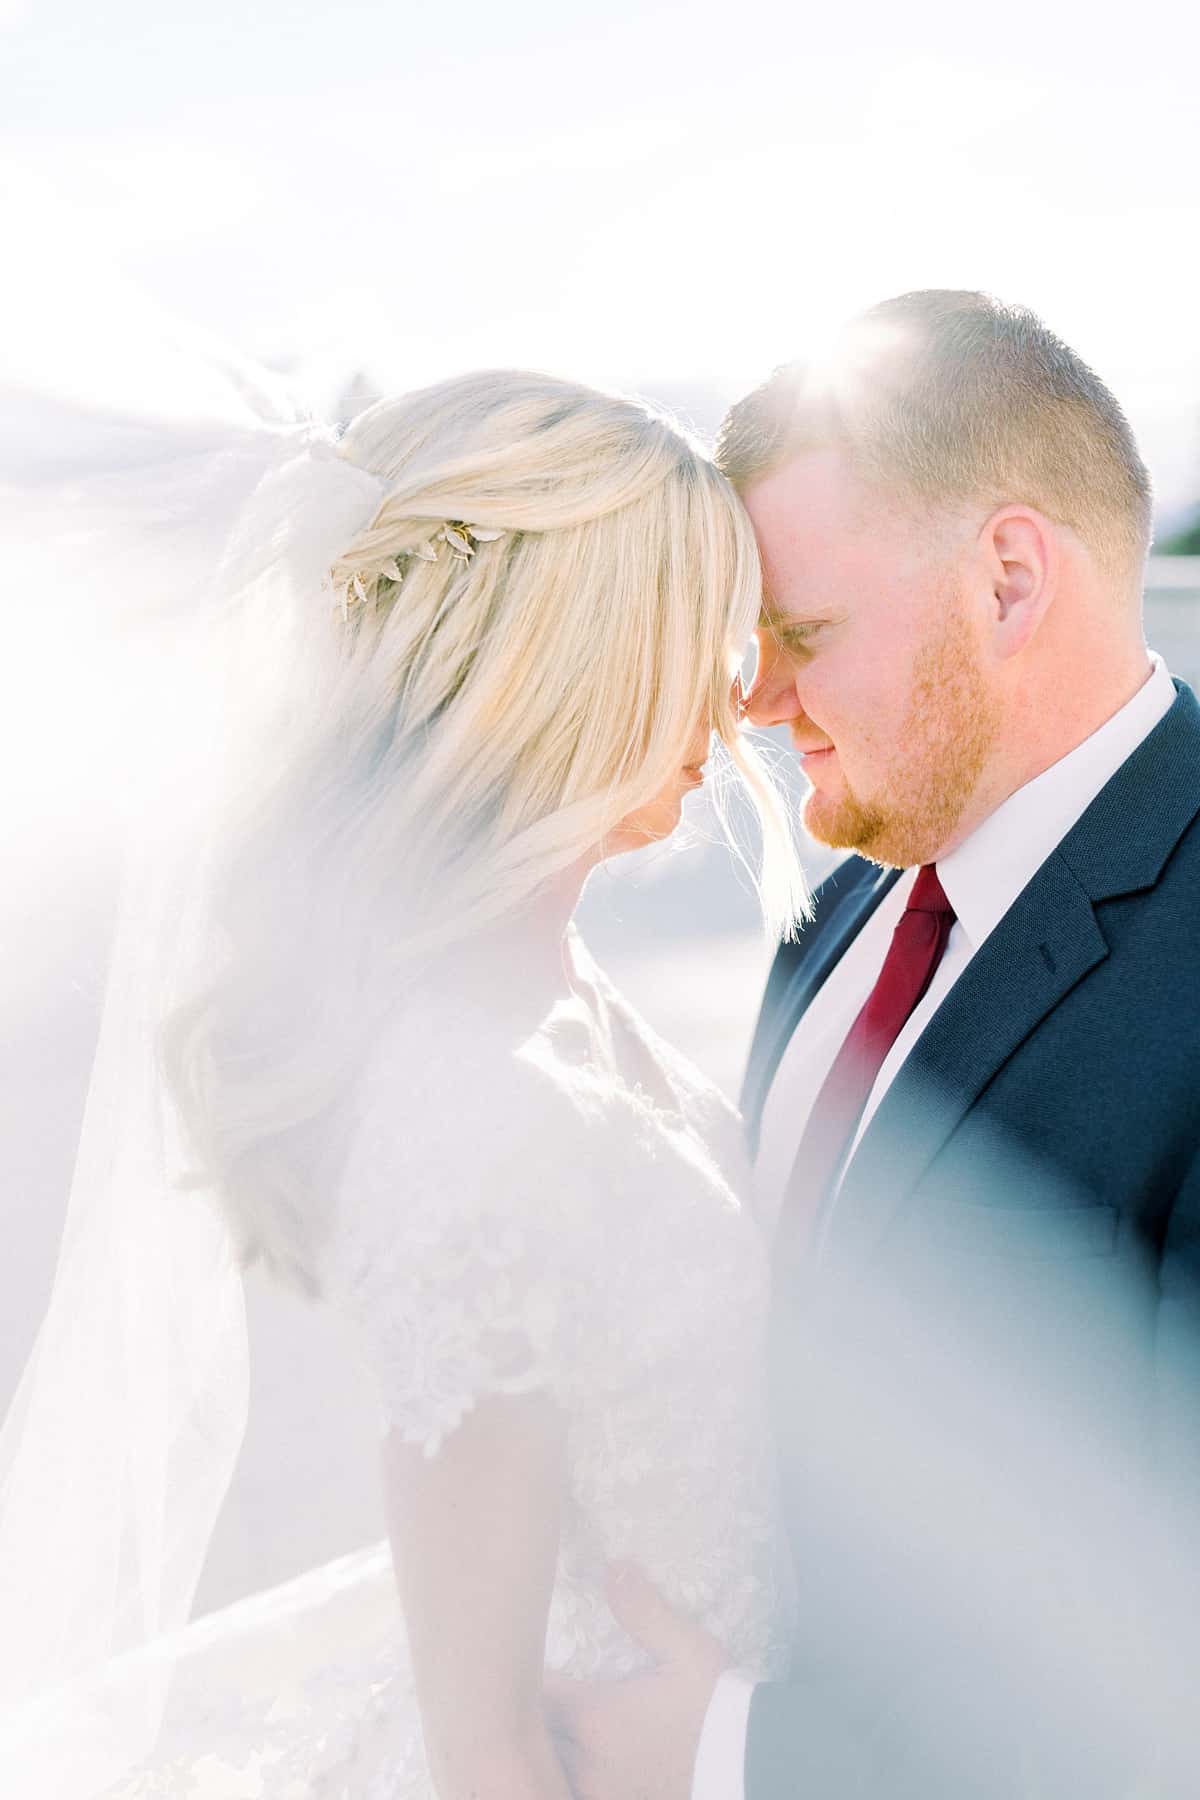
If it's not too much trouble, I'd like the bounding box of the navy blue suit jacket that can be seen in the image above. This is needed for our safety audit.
[740,681,1200,1797]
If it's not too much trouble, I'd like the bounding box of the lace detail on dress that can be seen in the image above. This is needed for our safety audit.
[330,1183,567,1459]
[323,1011,616,1459]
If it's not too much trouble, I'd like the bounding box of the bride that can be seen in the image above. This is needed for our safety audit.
[0,357,806,1797]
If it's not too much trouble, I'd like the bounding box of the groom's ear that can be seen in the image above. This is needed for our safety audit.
[977,505,1056,659]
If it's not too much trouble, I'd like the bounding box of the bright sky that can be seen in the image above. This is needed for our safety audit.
[3,0,1200,510]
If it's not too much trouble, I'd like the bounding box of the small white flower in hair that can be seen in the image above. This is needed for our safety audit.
[409,541,439,562]
[339,570,370,621]
[440,525,475,560]
[437,521,506,561]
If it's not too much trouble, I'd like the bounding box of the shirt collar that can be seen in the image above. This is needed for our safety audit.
[936,654,1177,953]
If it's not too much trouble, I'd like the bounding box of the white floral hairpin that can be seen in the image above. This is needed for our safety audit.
[341,521,505,616]
[438,522,504,561]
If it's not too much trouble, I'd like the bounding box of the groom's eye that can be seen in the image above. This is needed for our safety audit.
[772,621,823,655]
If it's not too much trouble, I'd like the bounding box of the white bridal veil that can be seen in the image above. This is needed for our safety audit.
[0,248,390,1795]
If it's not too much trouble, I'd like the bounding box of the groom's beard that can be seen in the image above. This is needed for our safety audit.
[803,598,1002,869]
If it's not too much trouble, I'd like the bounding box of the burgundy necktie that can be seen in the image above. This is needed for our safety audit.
[776,864,957,1263]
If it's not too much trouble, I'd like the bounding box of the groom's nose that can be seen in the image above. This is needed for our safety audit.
[744,634,805,728]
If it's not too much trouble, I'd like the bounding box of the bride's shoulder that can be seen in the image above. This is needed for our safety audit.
[343,978,606,1192]
[321,980,616,1318]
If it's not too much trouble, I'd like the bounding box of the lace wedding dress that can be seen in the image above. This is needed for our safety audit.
[106,928,793,1798]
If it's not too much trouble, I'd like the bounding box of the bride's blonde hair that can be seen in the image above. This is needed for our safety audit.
[167,370,804,1290]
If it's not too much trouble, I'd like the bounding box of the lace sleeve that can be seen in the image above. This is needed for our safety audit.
[321,1031,594,1459]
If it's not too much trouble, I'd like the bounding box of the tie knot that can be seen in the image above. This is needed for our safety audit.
[906,863,955,919]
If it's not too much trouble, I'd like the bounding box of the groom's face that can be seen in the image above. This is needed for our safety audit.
[741,449,1001,867]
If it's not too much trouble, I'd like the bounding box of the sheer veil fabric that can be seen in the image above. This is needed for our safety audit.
[0,279,391,1794]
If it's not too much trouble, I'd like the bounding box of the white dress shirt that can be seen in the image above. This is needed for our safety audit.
[692,654,1176,1800]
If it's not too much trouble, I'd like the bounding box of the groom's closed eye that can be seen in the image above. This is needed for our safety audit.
[760,616,828,657]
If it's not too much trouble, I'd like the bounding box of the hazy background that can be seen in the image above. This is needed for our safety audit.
[2,0,1199,1614]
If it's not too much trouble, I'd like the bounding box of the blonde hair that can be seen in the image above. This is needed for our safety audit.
[167,370,804,1291]
[717,290,1153,577]
[324,370,800,941]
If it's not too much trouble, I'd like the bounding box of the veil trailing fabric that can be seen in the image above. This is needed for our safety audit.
[0,306,390,1795]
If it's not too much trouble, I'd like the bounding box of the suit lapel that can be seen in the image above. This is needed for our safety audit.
[823,678,1200,1266]
[822,854,1107,1263]
[743,861,902,1156]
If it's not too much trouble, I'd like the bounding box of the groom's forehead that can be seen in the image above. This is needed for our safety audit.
[743,448,857,520]
[742,453,874,575]
[745,455,918,606]
[748,501,857,613]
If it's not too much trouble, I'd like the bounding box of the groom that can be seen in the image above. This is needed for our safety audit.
[548,291,1200,1797]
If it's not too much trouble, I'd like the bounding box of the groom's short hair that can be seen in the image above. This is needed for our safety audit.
[716,289,1154,576]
